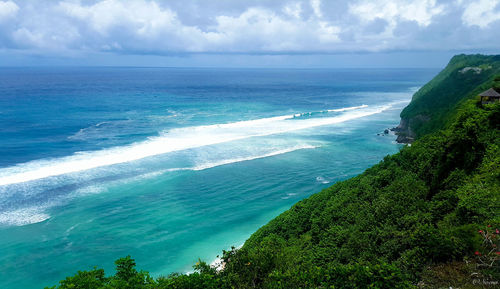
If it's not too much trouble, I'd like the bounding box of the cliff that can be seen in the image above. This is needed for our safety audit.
[394,54,500,143]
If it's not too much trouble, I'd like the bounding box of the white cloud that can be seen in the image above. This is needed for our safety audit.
[283,2,303,19]
[54,0,214,52]
[0,0,498,56]
[211,7,340,51]
[0,0,18,20]
[58,0,179,37]
[461,0,500,28]
[310,0,323,18]
[12,1,341,53]
[344,0,447,51]
[349,0,445,27]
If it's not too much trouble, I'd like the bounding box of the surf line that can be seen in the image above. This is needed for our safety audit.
[0,103,391,186]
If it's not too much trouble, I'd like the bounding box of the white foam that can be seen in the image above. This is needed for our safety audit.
[0,207,50,226]
[210,243,244,272]
[316,176,330,184]
[327,104,368,112]
[293,104,369,118]
[0,103,393,186]
[72,185,106,197]
[143,144,319,176]
[68,119,132,141]
[191,145,318,171]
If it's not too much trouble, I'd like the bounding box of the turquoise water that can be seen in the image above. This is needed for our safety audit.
[0,68,437,288]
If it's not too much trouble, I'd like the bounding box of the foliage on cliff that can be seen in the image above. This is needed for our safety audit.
[399,54,500,139]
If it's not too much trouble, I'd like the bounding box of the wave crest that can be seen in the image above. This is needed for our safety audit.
[0,103,393,186]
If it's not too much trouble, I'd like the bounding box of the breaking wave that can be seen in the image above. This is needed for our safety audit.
[0,103,397,186]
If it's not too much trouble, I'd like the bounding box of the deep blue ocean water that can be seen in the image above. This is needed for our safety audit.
[0,67,437,289]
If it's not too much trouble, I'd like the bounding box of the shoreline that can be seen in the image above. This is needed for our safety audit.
[209,244,244,272]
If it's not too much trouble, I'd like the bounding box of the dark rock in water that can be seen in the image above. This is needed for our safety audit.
[392,114,431,143]
[384,129,389,134]
[396,134,414,144]
[392,118,416,144]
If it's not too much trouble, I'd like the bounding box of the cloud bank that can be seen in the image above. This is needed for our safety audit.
[0,0,499,56]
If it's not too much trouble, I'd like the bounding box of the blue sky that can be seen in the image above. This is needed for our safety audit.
[0,0,499,67]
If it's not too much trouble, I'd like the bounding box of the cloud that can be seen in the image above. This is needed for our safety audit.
[57,0,206,52]
[349,0,444,27]
[310,0,323,18]
[461,0,500,28]
[59,0,180,38]
[211,7,340,52]
[283,2,303,19]
[0,0,499,57]
[0,1,17,20]
[6,0,341,54]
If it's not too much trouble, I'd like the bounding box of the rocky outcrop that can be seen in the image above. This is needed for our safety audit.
[391,118,414,144]
[392,115,431,144]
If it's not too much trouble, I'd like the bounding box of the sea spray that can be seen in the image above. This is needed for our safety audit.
[0,103,397,186]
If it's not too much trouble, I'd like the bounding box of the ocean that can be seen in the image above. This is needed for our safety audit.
[0,67,437,288]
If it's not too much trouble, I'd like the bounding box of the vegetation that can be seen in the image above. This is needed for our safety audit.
[47,55,500,288]
[399,54,500,138]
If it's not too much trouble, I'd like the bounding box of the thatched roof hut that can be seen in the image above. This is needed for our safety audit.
[479,88,500,103]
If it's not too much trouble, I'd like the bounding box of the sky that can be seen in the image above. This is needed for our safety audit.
[0,0,499,67]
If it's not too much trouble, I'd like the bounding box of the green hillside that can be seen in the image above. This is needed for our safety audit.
[396,54,500,141]
[224,101,499,288]
[47,55,500,288]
